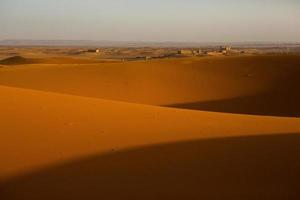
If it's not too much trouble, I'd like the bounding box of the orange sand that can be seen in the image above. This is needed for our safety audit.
[0,55,300,199]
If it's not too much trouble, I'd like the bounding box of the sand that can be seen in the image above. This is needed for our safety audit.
[0,54,300,199]
[0,55,299,116]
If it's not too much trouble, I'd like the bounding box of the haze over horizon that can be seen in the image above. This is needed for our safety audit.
[1,0,300,43]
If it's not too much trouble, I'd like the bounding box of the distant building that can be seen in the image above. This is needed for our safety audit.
[207,51,223,56]
[178,49,193,55]
[193,49,203,55]
[87,49,101,53]
[219,46,231,54]
[134,56,152,60]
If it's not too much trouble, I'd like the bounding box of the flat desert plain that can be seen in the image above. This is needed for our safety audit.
[0,53,300,199]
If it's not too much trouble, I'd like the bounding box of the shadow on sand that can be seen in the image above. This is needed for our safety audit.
[0,56,39,65]
[166,62,300,117]
[1,133,300,200]
[166,91,300,117]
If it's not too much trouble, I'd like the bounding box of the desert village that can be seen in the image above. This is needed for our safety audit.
[0,44,298,63]
[80,45,248,61]
[178,46,235,56]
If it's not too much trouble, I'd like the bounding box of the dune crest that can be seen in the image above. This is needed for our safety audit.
[0,85,300,180]
[1,54,300,199]
[0,56,37,65]
[0,56,112,65]
[0,55,299,116]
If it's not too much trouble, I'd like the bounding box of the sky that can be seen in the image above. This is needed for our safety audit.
[0,0,299,42]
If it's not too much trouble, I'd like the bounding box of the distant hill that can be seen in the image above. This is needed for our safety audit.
[0,39,197,47]
[0,39,299,48]
[0,56,37,65]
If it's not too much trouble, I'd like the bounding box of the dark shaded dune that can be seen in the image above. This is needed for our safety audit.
[0,56,110,65]
[0,56,39,65]
[1,133,300,200]
[37,57,116,64]
[166,88,300,117]
[0,55,299,117]
[166,58,300,117]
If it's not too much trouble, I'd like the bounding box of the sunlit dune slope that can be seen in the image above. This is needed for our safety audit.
[0,85,300,199]
[0,55,299,116]
[0,85,300,180]
[1,54,300,199]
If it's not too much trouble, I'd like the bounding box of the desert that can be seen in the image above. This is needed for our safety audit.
[0,45,300,199]
[2,0,300,198]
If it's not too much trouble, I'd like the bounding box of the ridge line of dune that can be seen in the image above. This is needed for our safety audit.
[1,84,300,179]
[0,84,299,119]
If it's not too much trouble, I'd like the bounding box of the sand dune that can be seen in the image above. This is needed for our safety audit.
[0,56,39,65]
[0,55,111,65]
[0,55,299,116]
[167,91,300,117]
[1,134,300,200]
[1,55,300,199]
[0,85,300,178]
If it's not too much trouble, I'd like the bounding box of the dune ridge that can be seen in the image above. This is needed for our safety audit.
[0,85,300,180]
[0,56,38,65]
[0,55,113,65]
[1,54,300,199]
[0,55,299,116]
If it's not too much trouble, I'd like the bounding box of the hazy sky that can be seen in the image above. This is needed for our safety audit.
[0,0,299,42]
